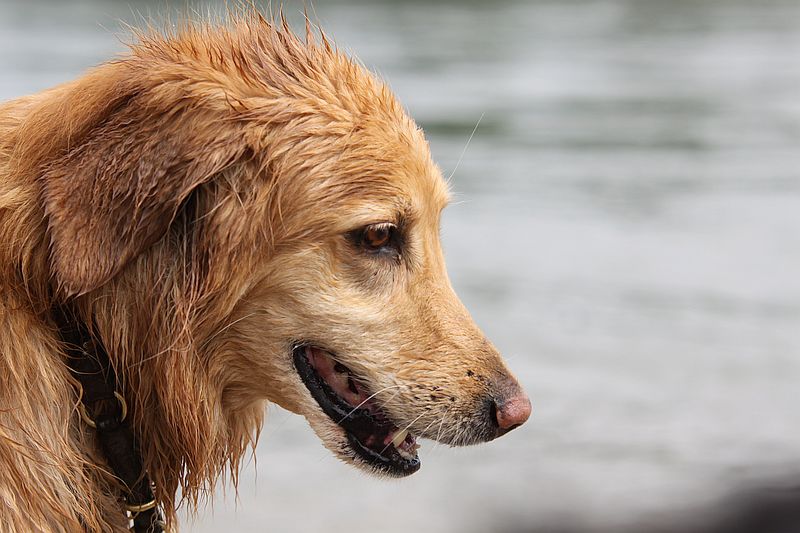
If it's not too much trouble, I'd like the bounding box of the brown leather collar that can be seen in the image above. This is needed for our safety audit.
[54,305,165,533]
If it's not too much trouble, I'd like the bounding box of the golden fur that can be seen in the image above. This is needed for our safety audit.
[0,13,529,531]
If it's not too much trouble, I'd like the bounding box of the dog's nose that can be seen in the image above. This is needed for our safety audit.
[491,390,531,435]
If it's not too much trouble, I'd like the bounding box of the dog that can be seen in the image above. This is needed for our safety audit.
[0,13,531,532]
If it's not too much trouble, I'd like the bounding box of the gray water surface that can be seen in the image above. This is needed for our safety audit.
[2,1,799,531]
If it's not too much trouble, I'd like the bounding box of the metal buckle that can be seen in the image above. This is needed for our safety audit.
[76,384,127,428]
[126,498,158,513]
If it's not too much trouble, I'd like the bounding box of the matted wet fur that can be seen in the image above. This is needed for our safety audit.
[0,12,530,532]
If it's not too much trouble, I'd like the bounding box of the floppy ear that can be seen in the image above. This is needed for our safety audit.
[37,73,246,296]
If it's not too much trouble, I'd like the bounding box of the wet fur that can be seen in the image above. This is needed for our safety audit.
[0,13,523,531]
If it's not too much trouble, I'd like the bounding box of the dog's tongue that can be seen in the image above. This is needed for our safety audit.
[306,346,368,407]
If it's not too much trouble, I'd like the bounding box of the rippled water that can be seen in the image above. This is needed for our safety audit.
[2,1,799,531]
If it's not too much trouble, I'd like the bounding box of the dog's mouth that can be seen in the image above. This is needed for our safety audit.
[292,345,421,476]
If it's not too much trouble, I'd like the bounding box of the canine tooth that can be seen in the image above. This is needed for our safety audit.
[391,429,409,448]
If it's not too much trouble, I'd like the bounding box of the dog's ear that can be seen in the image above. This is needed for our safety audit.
[33,67,247,296]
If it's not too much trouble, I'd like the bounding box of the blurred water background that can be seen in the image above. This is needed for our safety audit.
[2,1,799,531]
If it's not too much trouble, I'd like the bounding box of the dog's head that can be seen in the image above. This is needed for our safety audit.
[237,115,532,476]
[29,17,529,480]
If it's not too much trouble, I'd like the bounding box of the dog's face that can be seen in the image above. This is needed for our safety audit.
[225,116,531,476]
[36,23,530,479]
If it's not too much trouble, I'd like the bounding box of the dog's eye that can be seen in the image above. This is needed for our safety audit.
[364,224,392,249]
[351,223,400,256]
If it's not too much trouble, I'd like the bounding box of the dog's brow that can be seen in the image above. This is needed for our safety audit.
[434,185,451,213]
[344,203,410,227]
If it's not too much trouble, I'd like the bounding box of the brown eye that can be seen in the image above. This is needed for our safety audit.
[364,224,392,250]
[349,222,401,257]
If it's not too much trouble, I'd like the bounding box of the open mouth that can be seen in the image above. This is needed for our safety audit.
[292,345,421,476]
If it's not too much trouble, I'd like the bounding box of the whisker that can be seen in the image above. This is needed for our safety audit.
[336,384,404,425]
[418,409,449,439]
[432,408,453,451]
[446,112,484,183]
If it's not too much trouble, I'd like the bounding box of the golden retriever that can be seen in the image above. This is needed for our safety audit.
[0,12,530,532]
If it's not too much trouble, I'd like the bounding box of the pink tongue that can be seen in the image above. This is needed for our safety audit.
[307,347,368,407]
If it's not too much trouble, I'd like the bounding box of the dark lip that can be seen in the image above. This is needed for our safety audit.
[292,344,421,476]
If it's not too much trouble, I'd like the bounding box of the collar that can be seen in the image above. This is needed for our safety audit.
[54,305,165,533]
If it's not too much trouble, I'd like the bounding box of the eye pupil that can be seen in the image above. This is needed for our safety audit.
[365,225,391,249]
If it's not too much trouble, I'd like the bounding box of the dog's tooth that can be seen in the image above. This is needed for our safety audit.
[391,429,409,448]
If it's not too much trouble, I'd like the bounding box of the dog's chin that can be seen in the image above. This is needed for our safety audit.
[292,345,421,478]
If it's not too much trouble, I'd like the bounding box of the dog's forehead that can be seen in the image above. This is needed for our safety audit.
[337,128,449,222]
[329,168,448,231]
[304,108,445,212]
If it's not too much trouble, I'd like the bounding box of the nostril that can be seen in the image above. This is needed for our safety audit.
[489,400,499,428]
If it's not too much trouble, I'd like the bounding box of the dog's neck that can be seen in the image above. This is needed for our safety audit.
[0,173,263,531]
[82,279,268,525]
[0,291,126,530]
[0,161,127,529]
